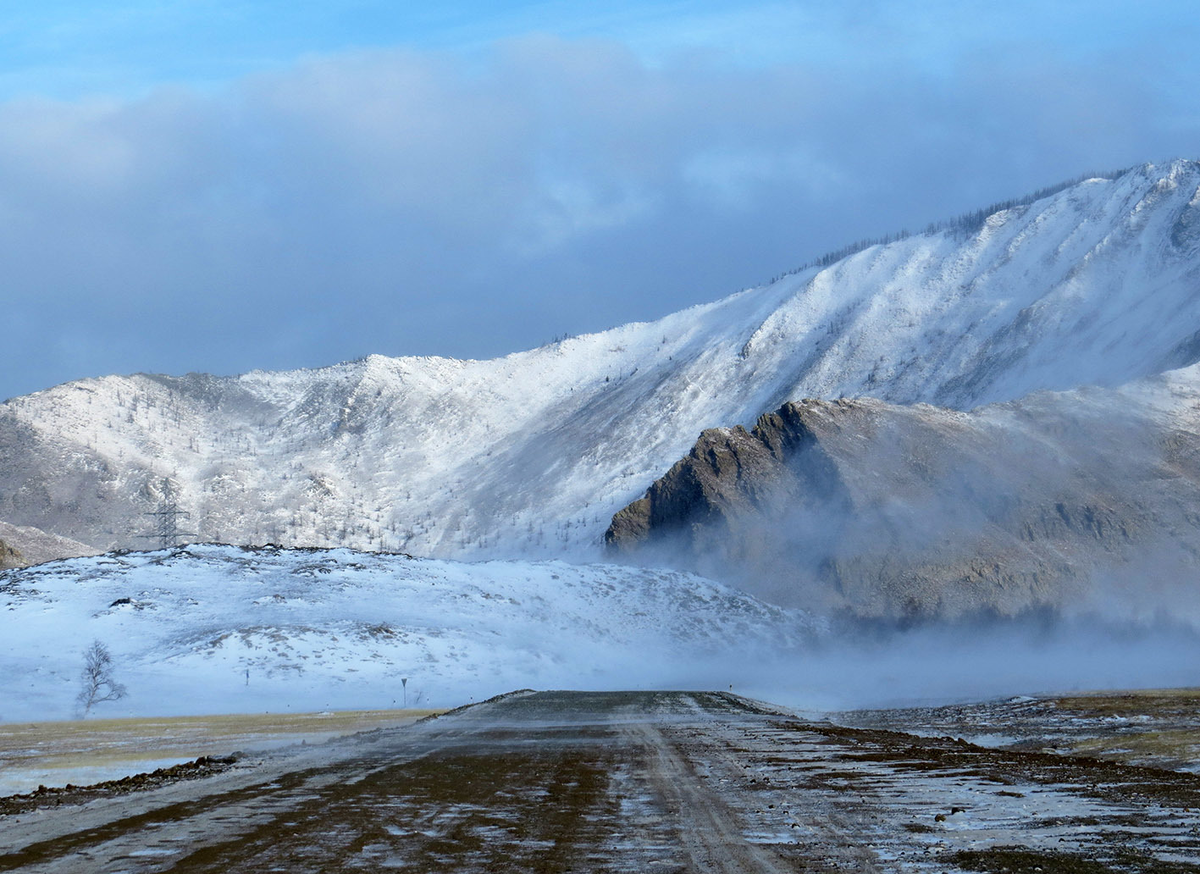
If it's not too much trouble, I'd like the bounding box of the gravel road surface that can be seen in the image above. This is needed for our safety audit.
[2,690,1200,873]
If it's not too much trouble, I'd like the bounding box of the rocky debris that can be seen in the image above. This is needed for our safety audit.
[0,754,241,817]
[606,376,1200,620]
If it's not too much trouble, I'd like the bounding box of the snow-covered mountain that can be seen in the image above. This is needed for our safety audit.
[0,545,814,722]
[5,160,1200,558]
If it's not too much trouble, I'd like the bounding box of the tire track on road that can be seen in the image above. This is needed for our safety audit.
[626,720,819,874]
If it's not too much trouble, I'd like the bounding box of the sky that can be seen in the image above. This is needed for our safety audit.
[2,0,1199,400]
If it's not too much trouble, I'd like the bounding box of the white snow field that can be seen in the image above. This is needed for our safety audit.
[0,545,816,723]
[6,161,1200,557]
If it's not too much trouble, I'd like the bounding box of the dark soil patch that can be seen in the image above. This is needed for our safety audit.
[950,846,1199,874]
[167,742,619,872]
[784,721,1200,809]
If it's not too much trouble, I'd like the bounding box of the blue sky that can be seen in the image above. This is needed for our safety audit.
[1,2,808,96]
[3,1,1199,399]
[6,2,1191,86]
[7,2,1191,96]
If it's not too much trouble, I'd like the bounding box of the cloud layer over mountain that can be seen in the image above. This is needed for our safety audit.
[5,23,1199,400]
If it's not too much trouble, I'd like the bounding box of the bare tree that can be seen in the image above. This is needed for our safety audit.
[76,640,127,717]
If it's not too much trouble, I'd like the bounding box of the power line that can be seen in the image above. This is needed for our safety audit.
[141,478,197,548]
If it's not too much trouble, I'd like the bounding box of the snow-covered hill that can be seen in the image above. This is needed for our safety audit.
[5,160,1200,557]
[0,545,815,722]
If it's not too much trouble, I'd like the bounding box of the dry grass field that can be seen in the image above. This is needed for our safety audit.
[0,708,442,796]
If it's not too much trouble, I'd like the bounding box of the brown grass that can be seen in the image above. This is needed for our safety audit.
[0,708,444,779]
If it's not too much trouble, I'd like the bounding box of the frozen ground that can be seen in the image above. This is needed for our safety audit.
[3,690,1200,873]
[837,688,1200,774]
[6,544,1200,728]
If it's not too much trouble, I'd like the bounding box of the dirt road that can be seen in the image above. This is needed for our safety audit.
[2,690,1200,872]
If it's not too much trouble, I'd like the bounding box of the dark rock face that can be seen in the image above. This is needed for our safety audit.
[606,401,846,564]
[606,387,1200,621]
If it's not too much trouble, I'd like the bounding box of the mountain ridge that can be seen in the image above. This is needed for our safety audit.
[5,160,1200,563]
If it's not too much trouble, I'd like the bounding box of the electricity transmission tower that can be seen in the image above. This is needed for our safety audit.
[142,478,196,548]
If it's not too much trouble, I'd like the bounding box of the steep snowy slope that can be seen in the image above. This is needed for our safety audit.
[608,361,1200,620]
[0,545,814,722]
[4,161,1200,556]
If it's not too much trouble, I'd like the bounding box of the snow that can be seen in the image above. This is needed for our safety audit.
[0,545,816,723]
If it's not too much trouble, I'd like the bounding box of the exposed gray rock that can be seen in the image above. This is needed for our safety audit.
[607,402,845,564]
[0,538,24,569]
[0,521,98,568]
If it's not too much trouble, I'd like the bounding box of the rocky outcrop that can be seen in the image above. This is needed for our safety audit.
[0,538,24,569]
[606,401,847,563]
[0,521,98,568]
[606,374,1200,621]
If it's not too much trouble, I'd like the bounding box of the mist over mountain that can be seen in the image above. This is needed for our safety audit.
[4,161,1200,623]
[606,365,1200,620]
